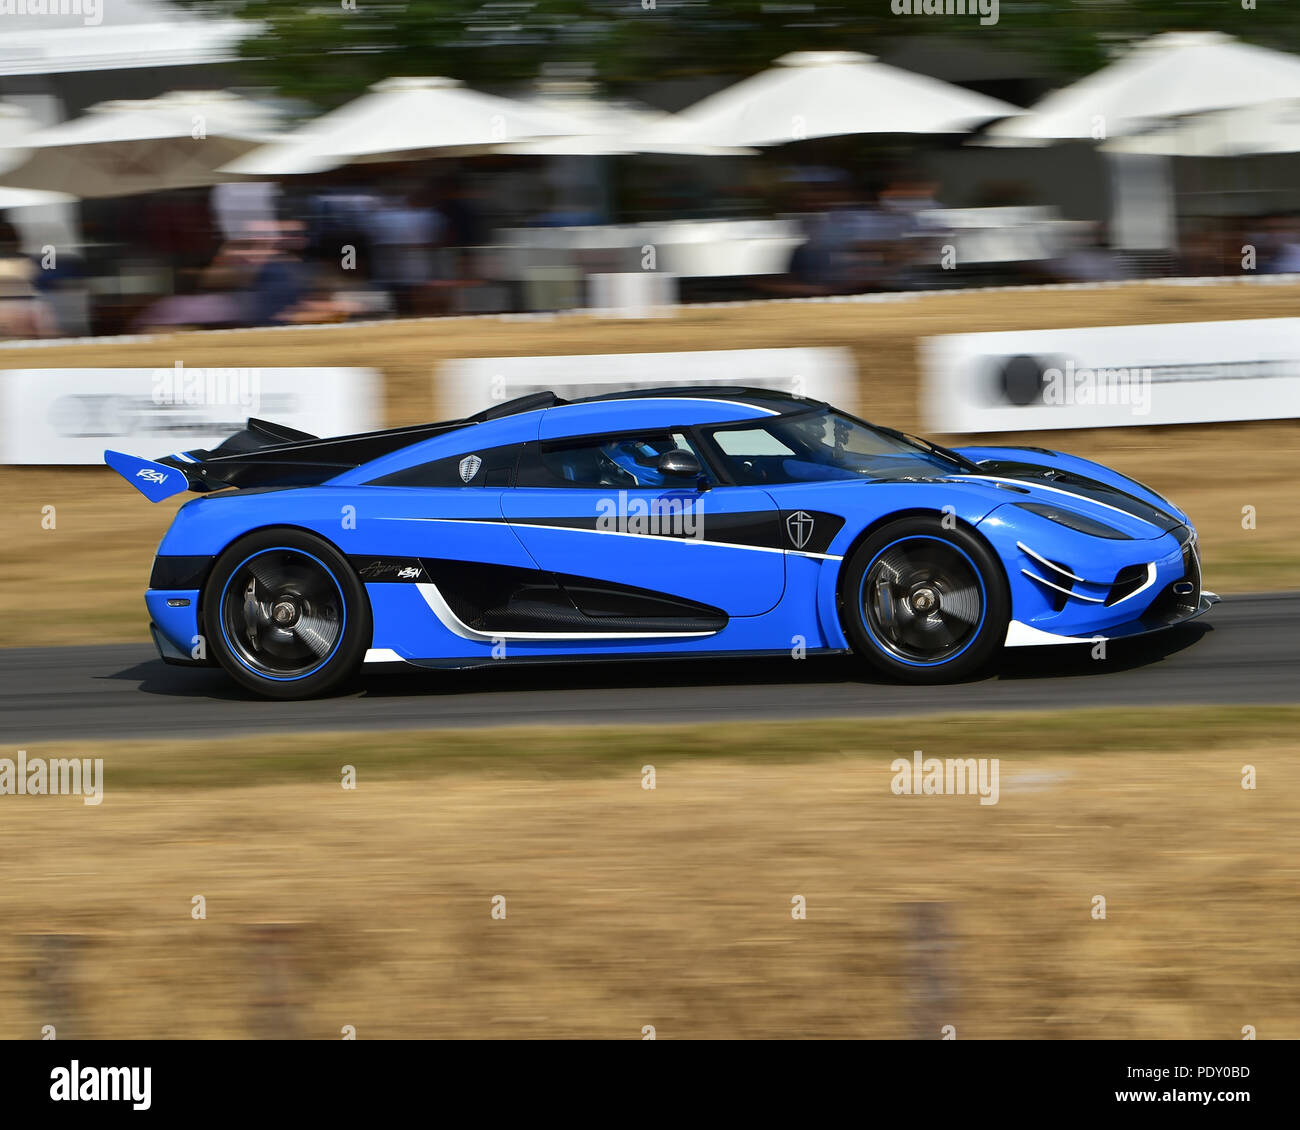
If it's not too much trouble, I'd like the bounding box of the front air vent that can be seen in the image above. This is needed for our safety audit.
[1018,549,1079,611]
[1106,564,1149,606]
[1039,561,1075,611]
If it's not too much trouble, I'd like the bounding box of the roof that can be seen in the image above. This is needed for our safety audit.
[476,385,824,422]
[160,387,826,493]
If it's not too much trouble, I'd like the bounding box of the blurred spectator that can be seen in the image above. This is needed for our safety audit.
[366,188,446,314]
[212,181,282,243]
[785,170,893,295]
[135,230,257,332]
[246,219,311,325]
[301,180,380,272]
[438,178,489,248]
[436,177,490,286]
[1052,222,1131,283]
[0,220,56,339]
[878,176,949,289]
[1178,218,1234,278]
[878,177,944,236]
[1265,213,1300,274]
[145,189,220,275]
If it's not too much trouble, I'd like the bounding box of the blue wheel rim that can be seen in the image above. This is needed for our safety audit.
[859,535,986,667]
[218,547,346,682]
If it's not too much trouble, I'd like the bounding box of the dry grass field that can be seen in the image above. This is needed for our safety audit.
[0,707,1295,1039]
[1,281,1298,646]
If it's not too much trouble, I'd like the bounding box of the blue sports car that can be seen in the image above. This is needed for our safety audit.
[106,386,1216,699]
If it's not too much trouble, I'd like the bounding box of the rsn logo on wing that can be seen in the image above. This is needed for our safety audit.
[135,468,168,484]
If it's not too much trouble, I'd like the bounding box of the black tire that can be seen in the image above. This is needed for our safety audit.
[202,528,371,699]
[838,516,1009,684]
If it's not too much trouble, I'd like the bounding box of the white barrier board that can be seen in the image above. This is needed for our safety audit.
[922,318,1300,432]
[0,367,379,464]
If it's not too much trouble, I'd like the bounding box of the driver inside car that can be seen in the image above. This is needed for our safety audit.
[598,437,679,487]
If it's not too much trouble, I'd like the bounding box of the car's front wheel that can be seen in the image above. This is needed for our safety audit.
[839,517,1009,684]
[203,529,370,699]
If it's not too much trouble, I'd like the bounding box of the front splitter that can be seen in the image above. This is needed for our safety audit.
[1005,591,1219,648]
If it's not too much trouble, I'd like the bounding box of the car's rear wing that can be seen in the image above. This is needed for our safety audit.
[104,418,320,501]
[103,416,472,501]
[104,450,196,502]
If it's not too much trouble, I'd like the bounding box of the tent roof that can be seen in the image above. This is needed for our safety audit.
[649,50,1021,149]
[991,32,1300,143]
[223,76,584,176]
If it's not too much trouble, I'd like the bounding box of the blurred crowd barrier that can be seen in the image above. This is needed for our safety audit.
[4,172,1300,340]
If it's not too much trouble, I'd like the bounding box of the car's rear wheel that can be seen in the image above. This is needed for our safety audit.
[839,516,1009,684]
[203,529,370,699]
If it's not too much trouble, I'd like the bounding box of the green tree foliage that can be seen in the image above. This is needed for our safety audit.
[178,0,1300,109]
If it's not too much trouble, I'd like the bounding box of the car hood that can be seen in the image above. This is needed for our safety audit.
[949,445,1187,538]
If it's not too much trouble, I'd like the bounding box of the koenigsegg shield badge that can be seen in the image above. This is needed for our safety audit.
[458,454,482,483]
[786,511,815,550]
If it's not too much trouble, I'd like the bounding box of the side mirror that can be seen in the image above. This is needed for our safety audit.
[657,449,702,479]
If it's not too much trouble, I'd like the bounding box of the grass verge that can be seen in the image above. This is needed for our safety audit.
[14,704,1300,789]
[0,706,1296,1038]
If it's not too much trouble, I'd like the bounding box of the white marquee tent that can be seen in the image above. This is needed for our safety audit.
[223,77,585,177]
[647,51,1020,149]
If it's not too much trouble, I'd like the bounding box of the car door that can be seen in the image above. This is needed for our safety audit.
[501,425,786,618]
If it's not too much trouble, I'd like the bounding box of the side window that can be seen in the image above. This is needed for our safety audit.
[712,428,795,458]
[707,425,795,485]
[535,432,709,489]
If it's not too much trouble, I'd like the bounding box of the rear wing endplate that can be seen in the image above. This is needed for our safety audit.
[104,450,192,503]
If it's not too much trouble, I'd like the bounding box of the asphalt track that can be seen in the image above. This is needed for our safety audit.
[1,592,1296,743]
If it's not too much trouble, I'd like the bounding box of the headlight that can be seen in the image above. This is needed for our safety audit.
[1013,501,1132,540]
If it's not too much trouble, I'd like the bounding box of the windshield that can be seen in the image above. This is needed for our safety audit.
[704,410,959,485]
